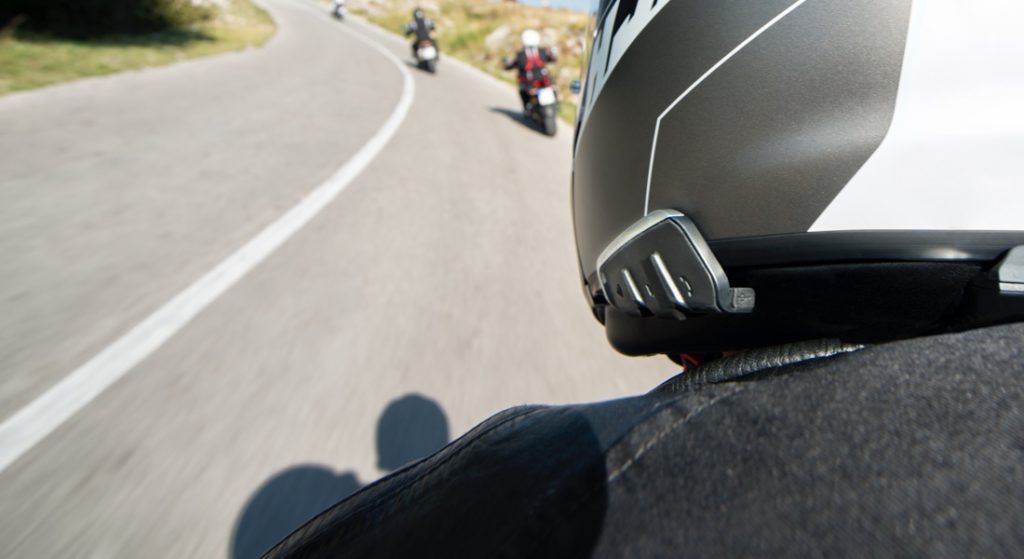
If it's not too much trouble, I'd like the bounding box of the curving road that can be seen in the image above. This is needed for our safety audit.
[0,1,671,557]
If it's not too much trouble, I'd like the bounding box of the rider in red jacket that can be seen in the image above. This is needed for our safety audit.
[503,30,557,112]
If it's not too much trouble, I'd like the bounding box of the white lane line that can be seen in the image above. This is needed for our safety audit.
[0,13,415,474]
[642,0,807,216]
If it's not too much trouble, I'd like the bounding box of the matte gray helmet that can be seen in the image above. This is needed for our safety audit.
[572,0,1024,357]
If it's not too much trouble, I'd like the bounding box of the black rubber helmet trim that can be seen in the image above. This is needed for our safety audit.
[709,230,1024,268]
[604,261,996,355]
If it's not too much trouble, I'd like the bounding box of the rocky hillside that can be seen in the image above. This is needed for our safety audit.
[349,0,588,120]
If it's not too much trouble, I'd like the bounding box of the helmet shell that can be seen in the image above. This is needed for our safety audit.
[572,0,1024,354]
[521,29,540,48]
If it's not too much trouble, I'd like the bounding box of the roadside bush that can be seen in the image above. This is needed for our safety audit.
[0,0,215,39]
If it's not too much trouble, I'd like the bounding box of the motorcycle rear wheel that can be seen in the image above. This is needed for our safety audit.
[542,114,557,136]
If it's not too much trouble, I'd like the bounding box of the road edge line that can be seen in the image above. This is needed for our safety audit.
[0,10,416,474]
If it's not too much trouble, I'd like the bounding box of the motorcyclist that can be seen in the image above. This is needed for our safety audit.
[403,8,435,59]
[266,1,1024,556]
[329,0,344,19]
[503,30,557,113]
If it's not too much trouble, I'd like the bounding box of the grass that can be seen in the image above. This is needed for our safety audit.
[349,0,587,122]
[0,0,276,96]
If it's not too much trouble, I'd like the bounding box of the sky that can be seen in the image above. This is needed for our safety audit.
[518,0,593,14]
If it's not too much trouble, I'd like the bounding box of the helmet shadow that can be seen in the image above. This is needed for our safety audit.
[229,393,449,559]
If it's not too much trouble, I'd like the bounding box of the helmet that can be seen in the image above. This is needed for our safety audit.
[521,29,540,48]
[572,0,1024,357]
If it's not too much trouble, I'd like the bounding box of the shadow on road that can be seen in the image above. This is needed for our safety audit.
[375,393,450,471]
[229,394,450,559]
[233,405,613,557]
[404,60,440,74]
[489,106,553,136]
[490,106,532,126]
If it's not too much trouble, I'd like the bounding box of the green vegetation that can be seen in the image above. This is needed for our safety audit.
[349,0,588,122]
[0,0,275,96]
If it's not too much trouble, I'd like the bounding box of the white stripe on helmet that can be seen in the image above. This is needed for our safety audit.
[811,0,1024,232]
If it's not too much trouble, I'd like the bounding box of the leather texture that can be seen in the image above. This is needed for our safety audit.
[267,322,1024,558]
[655,339,863,392]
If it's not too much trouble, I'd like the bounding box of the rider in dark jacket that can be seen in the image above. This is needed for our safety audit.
[504,30,557,111]
[403,8,435,59]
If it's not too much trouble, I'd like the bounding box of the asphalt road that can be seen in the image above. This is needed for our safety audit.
[0,1,672,556]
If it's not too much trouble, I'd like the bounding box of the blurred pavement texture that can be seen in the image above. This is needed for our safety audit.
[0,0,671,556]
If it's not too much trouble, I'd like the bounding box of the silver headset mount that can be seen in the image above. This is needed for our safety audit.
[596,210,755,320]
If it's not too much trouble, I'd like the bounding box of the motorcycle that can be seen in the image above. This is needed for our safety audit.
[415,39,439,74]
[330,0,345,20]
[524,74,559,137]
